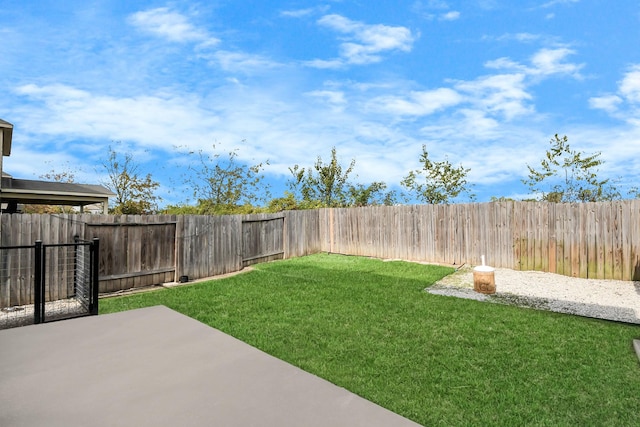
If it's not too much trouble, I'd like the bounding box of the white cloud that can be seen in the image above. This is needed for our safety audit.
[370,88,462,116]
[486,33,542,43]
[541,0,580,8]
[485,47,583,79]
[14,83,218,152]
[313,14,416,66]
[530,48,583,77]
[208,51,282,73]
[589,95,622,113]
[129,7,283,75]
[485,57,529,72]
[364,47,582,123]
[450,109,501,138]
[440,11,460,21]
[281,6,329,18]
[128,7,219,46]
[306,90,346,105]
[411,1,461,20]
[588,65,640,125]
[425,0,450,8]
[454,73,534,120]
[619,65,640,103]
[513,33,540,42]
[303,58,344,69]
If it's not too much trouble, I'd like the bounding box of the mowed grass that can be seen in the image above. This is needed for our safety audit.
[100,253,640,426]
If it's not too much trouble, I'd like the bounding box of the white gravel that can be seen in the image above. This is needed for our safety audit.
[428,266,640,324]
[0,298,86,329]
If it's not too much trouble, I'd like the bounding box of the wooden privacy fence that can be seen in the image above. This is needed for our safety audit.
[242,214,285,267]
[319,200,640,281]
[86,219,176,293]
[2,199,639,308]
[0,211,321,305]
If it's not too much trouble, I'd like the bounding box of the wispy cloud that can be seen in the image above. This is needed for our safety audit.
[305,90,347,105]
[589,64,640,120]
[303,58,345,69]
[411,1,461,21]
[376,47,582,123]
[486,47,584,79]
[424,0,450,8]
[206,51,282,73]
[588,95,622,113]
[619,65,640,103]
[308,14,417,67]
[440,11,461,21]
[13,83,218,153]
[280,6,330,18]
[454,73,533,120]
[128,7,219,47]
[541,0,580,8]
[369,88,463,116]
[530,48,583,77]
[485,33,542,43]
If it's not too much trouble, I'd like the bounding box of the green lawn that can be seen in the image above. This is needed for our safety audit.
[100,253,640,426]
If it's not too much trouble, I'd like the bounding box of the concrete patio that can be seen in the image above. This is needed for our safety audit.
[0,305,421,427]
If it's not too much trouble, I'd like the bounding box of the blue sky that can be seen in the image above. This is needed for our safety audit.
[2,0,640,206]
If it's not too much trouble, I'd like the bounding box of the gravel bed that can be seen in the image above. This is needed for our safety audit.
[428,266,640,324]
[0,298,87,329]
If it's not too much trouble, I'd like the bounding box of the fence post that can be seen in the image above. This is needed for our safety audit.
[72,235,79,299]
[34,240,43,324]
[90,238,100,315]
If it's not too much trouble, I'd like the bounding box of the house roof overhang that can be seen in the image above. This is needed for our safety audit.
[0,176,115,207]
[0,119,13,156]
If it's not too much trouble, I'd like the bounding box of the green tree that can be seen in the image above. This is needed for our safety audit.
[289,147,356,208]
[347,182,397,207]
[287,147,394,209]
[489,196,516,202]
[183,144,270,215]
[264,191,307,212]
[401,145,473,204]
[101,146,161,214]
[523,134,620,203]
[628,187,640,199]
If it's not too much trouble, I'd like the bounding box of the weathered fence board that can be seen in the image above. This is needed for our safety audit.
[85,215,177,292]
[242,214,284,267]
[283,210,321,258]
[175,215,243,281]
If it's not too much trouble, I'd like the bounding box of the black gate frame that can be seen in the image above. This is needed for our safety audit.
[34,238,100,324]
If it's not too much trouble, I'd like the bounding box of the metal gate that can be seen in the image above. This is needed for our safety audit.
[0,238,99,329]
